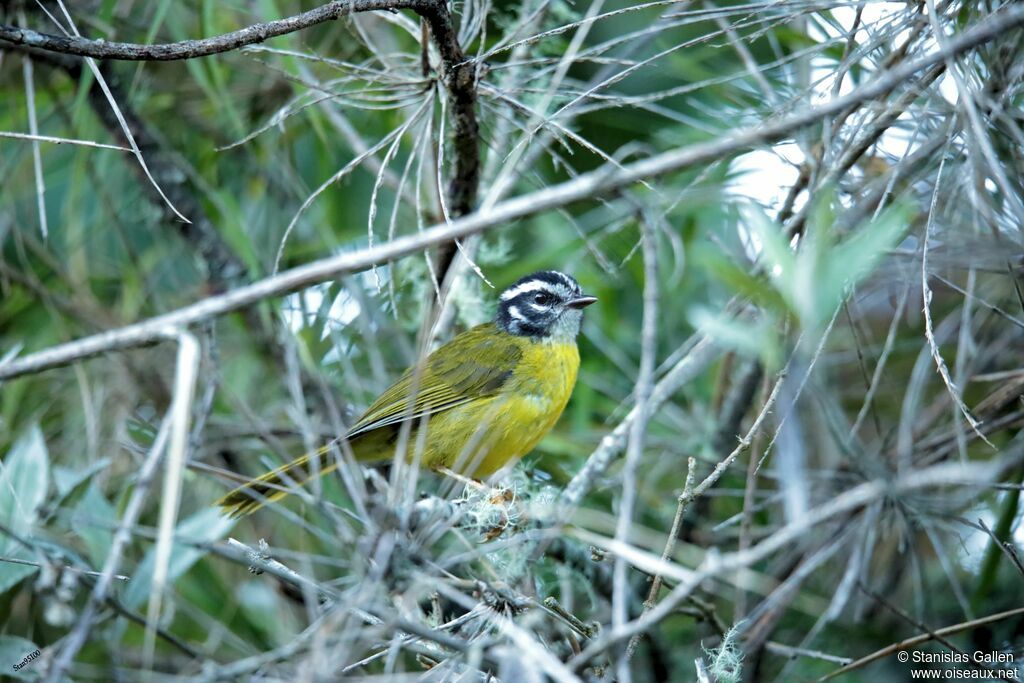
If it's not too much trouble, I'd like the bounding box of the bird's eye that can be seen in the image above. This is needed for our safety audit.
[533,291,554,306]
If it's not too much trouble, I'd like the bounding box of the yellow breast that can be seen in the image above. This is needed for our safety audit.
[396,338,580,477]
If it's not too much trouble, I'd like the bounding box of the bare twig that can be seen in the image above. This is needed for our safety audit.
[142,331,201,671]
[0,556,129,581]
[19,47,47,238]
[687,368,786,504]
[818,605,1024,681]
[418,0,479,219]
[45,401,175,682]
[0,130,131,150]
[920,143,991,450]
[612,213,659,678]
[625,456,697,660]
[561,335,720,508]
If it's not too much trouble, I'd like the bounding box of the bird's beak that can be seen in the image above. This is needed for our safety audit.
[566,295,598,309]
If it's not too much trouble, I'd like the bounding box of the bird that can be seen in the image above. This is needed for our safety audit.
[217,270,597,517]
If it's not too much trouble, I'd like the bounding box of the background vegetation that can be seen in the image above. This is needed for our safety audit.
[1,0,1024,680]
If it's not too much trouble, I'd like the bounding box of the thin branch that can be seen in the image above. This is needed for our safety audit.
[418,0,479,220]
[45,403,175,682]
[612,213,659,678]
[274,94,434,273]
[625,456,696,660]
[0,130,131,151]
[0,556,129,581]
[142,331,202,671]
[921,142,991,448]
[561,335,720,508]
[818,605,1024,681]
[0,1,431,61]
[20,48,48,238]
[687,369,785,504]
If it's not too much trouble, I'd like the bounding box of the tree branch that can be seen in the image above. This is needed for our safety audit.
[418,2,479,220]
[0,1,428,61]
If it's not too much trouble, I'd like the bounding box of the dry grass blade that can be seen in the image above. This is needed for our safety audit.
[142,331,201,671]
[0,130,132,150]
[19,45,47,238]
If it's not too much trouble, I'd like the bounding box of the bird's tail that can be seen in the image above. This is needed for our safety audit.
[216,443,341,518]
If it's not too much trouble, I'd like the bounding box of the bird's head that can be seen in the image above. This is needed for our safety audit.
[495,270,597,340]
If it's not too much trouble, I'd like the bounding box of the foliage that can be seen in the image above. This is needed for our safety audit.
[2,0,1024,681]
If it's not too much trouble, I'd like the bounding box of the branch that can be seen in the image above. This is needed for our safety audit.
[418,2,479,219]
[612,213,659,677]
[818,605,1024,681]
[0,1,429,61]
[2,5,1023,382]
[46,408,174,680]
[560,336,720,508]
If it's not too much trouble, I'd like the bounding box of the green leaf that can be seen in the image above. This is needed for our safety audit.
[0,425,49,543]
[0,560,36,595]
[0,636,42,680]
[702,251,789,314]
[812,203,910,326]
[53,458,111,501]
[747,204,796,303]
[0,425,49,593]
[690,307,782,370]
[122,508,235,609]
[71,484,117,569]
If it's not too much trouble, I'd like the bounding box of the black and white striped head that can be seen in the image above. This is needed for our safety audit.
[495,271,597,339]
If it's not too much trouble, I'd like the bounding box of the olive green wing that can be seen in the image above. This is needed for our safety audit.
[347,324,522,438]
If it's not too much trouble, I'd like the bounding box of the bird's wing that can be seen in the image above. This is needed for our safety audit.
[347,324,522,437]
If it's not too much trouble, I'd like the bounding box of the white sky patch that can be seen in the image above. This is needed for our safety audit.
[326,289,362,333]
[938,68,960,104]
[730,144,801,269]
[730,144,803,211]
[282,285,324,333]
[282,280,364,337]
[728,1,941,246]
[807,3,909,44]
[957,496,1024,573]
[733,201,794,278]
[806,3,912,103]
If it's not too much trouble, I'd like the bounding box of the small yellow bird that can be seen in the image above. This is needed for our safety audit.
[218,270,596,517]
